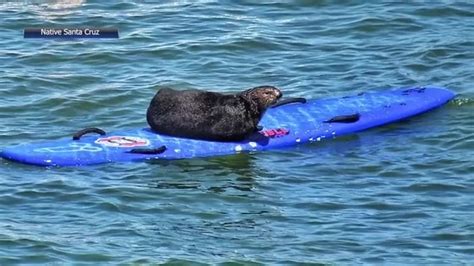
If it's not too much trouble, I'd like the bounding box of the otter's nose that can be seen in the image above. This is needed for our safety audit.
[276,91,283,99]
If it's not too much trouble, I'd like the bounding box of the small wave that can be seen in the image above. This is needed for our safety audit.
[414,6,474,18]
[399,183,468,193]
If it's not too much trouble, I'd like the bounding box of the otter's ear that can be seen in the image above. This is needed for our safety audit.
[239,88,253,97]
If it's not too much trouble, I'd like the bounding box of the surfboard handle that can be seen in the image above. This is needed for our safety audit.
[324,113,360,123]
[72,128,106,140]
[271,97,307,108]
[128,146,167,155]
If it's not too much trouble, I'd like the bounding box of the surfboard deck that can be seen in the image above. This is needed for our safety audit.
[0,86,455,166]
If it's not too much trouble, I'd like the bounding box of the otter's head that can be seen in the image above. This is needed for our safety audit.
[240,85,282,111]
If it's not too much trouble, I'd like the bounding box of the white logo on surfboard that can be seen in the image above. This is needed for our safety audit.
[34,142,103,153]
[95,136,150,148]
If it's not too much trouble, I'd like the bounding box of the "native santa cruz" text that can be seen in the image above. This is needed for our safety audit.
[40,28,101,36]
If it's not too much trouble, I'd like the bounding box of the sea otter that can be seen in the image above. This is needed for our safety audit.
[146,86,282,141]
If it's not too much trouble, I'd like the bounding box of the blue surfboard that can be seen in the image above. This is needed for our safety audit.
[0,86,455,166]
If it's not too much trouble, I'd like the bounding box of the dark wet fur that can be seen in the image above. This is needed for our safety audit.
[146,86,282,141]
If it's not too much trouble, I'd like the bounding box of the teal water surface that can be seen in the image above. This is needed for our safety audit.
[1,1,473,264]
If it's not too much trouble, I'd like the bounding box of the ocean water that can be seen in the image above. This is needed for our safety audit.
[0,0,473,264]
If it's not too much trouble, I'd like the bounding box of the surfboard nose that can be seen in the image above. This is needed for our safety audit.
[427,86,456,101]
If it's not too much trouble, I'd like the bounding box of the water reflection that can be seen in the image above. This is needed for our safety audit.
[0,0,85,19]
[150,153,260,193]
[42,0,84,9]
[1,0,84,9]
